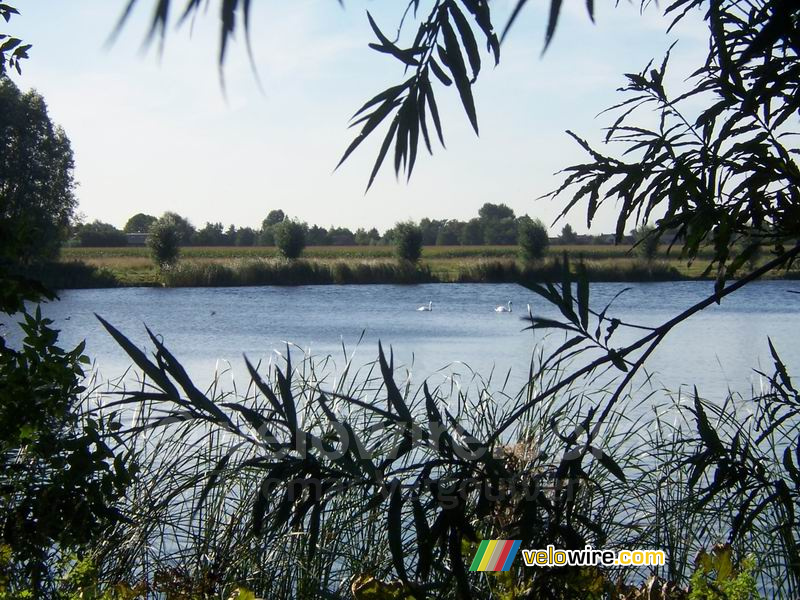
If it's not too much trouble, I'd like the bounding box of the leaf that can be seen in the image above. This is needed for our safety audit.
[576,264,590,330]
[589,446,626,482]
[448,1,481,81]
[693,388,724,454]
[388,483,409,582]
[440,18,479,134]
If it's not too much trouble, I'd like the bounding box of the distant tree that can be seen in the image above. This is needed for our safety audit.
[484,218,518,245]
[394,222,423,263]
[634,224,660,261]
[436,220,463,246]
[123,213,157,234]
[258,228,275,246]
[274,220,307,259]
[354,228,371,245]
[160,211,195,245]
[518,217,549,260]
[76,221,128,247]
[148,216,181,268]
[478,203,515,222]
[460,218,483,246]
[328,226,355,246]
[235,227,257,246]
[307,225,330,246]
[419,218,444,245]
[1,78,76,265]
[262,209,286,229]
[560,223,578,244]
[224,224,236,245]
[195,222,225,246]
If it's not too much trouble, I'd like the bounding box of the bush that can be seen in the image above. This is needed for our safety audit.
[518,217,549,260]
[148,217,181,269]
[274,220,307,259]
[394,221,423,263]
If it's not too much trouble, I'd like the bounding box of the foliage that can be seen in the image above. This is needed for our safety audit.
[160,211,195,245]
[546,1,799,289]
[393,222,423,263]
[518,217,549,261]
[634,225,660,262]
[76,221,128,248]
[560,224,578,244]
[0,76,76,265]
[688,546,762,600]
[274,219,307,259]
[0,5,30,76]
[0,308,134,595]
[122,213,156,234]
[147,216,181,269]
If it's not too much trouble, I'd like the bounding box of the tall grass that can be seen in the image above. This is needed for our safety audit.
[75,322,799,598]
[161,259,436,287]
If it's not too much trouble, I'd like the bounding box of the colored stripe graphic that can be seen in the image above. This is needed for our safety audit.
[469,541,490,571]
[478,540,498,571]
[469,540,521,571]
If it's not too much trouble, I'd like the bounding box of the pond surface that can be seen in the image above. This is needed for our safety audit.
[3,281,798,404]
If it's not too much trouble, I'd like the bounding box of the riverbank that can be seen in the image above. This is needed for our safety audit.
[33,244,800,288]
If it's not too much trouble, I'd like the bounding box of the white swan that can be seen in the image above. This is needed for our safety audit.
[417,301,433,312]
[495,301,513,313]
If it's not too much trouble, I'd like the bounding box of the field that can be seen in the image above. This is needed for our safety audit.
[55,244,788,287]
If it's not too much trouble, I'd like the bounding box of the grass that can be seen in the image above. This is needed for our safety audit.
[53,244,800,288]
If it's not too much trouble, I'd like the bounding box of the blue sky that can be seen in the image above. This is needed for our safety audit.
[8,1,707,234]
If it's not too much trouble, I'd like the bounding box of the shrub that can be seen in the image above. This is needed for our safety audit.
[274,220,307,259]
[393,221,423,263]
[518,217,549,260]
[148,217,181,269]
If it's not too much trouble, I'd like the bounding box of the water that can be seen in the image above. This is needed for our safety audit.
[2,281,798,403]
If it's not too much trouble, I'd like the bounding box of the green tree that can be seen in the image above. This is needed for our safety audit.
[274,220,307,259]
[262,209,286,229]
[394,221,423,263]
[634,224,660,262]
[560,223,578,244]
[518,217,549,260]
[148,215,181,268]
[160,211,195,246]
[478,203,515,222]
[75,220,128,247]
[460,218,483,246]
[123,213,156,234]
[235,226,257,246]
[0,77,76,265]
[195,222,225,246]
[0,308,133,594]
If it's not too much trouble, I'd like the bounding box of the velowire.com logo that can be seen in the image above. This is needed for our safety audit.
[469,540,522,572]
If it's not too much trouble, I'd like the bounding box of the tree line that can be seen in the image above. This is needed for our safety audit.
[71,204,602,248]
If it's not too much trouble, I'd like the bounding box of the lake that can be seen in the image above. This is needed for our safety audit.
[3,281,798,406]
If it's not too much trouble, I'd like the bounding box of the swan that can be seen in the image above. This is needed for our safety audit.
[495,301,513,313]
[417,301,433,312]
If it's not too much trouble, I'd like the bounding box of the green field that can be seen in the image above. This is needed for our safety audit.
[56,244,789,287]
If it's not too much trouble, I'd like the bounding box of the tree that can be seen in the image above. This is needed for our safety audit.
[160,211,195,246]
[460,218,483,246]
[195,222,225,246]
[262,209,286,229]
[478,203,515,222]
[274,220,307,259]
[307,225,330,246]
[518,217,549,260]
[560,223,578,244]
[327,226,356,246]
[235,227,257,246]
[75,220,128,247]
[634,224,660,262]
[123,213,156,234]
[394,221,423,263]
[148,215,181,268]
[0,77,76,265]
[436,220,463,245]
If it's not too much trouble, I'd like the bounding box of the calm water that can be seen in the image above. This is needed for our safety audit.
[2,281,798,403]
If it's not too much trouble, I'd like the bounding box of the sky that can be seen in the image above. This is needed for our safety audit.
[7,1,708,234]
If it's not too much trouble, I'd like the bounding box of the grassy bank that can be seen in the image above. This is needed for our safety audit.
[48,244,800,288]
